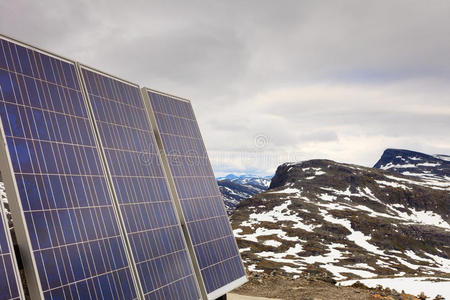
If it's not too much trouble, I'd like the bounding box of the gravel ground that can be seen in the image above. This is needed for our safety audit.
[228,294,280,300]
[231,273,424,300]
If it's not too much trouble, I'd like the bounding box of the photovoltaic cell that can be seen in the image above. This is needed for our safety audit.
[0,201,22,300]
[0,37,138,299]
[80,67,200,300]
[145,90,246,296]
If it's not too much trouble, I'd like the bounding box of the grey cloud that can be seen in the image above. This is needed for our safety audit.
[299,131,339,143]
[1,0,449,175]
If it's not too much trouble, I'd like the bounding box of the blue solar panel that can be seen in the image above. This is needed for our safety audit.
[145,90,246,297]
[0,37,138,299]
[80,67,201,300]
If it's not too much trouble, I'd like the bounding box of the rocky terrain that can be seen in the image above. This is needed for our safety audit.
[231,150,450,296]
[374,149,450,190]
[233,271,447,300]
[217,174,271,213]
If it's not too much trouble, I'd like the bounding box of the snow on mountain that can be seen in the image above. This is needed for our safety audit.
[1,182,13,229]
[340,277,450,299]
[434,154,450,162]
[0,182,7,203]
[217,174,272,214]
[374,148,450,191]
[232,157,450,283]
[217,174,272,189]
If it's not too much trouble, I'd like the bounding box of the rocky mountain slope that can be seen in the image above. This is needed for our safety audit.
[218,174,271,213]
[231,157,450,284]
[374,148,450,191]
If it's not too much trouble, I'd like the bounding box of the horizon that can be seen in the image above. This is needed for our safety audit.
[2,1,449,176]
[214,147,450,177]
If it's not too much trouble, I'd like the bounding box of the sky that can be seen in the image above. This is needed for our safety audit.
[1,0,449,176]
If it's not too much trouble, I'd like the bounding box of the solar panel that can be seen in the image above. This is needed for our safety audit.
[143,89,247,299]
[0,189,24,300]
[0,36,139,299]
[80,67,201,300]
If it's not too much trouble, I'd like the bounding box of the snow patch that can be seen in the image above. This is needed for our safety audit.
[386,205,450,230]
[318,193,337,202]
[340,277,450,299]
[319,209,386,256]
[417,162,441,167]
[234,227,301,243]
[268,188,301,195]
[375,180,412,190]
[248,264,264,273]
[264,240,282,247]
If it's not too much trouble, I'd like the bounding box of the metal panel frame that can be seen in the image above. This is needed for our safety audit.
[79,65,202,300]
[141,87,247,300]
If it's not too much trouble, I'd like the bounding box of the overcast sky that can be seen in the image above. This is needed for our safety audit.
[1,0,449,176]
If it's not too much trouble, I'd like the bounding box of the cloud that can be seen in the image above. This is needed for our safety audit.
[204,80,450,174]
[1,0,449,175]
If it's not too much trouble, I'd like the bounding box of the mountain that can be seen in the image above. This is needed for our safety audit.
[218,180,263,214]
[231,158,450,283]
[374,148,450,191]
[217,174,272,213]
[221,174,239,180]
[434,154,450,162]
[217,174,272,190]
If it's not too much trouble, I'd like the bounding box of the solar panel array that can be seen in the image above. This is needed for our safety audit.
[80,67,200,300]
[0,34,246,300]
[0,37,138,299]
[0,202,22,300]
[145,90,246,297]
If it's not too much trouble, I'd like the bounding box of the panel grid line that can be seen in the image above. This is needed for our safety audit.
[0,66,82,94]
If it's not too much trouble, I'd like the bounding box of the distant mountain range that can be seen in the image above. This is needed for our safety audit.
[230,149,450,283]
[217,174,272,189]
[217,174,272,214]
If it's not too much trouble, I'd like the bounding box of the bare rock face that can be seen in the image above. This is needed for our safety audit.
[232,156,450,281]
